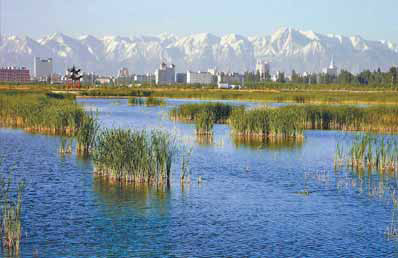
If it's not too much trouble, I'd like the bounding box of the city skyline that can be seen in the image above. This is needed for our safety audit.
[2,0,398,43]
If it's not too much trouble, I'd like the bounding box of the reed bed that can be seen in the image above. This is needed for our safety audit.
[128,97,166,106]
[0,93,87,135]
[195,111,214,135]
[335,134,398,173]
[297,105,398,132]
[229,107,305,139]
[146,97,166,106]
[93,129,176,185]
[76,114,100,155]
[169,102,239,123]
[128,97,145,106]
[0,171,25,256]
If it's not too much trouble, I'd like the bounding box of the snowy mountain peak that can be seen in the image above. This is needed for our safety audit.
[1,29,397,74]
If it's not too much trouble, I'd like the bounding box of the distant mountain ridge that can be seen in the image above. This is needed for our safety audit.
[1,27,397,75]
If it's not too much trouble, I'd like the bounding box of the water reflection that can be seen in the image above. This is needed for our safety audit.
[232,136,304,150]
[196,135,214,146]
[93,177,171,217]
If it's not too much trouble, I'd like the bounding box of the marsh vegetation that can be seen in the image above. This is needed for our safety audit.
[93,129,176,185]
[128,97,166,106]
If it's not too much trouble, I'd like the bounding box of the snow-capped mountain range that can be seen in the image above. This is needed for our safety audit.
[1,27,397,75]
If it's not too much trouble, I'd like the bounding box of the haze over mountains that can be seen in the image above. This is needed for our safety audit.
[1,27,397,75]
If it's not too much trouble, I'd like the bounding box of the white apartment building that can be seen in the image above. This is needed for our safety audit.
[155,63,175,85]
[256,60,271,79]
[135,74,155,83]
[118,67,129,78]
[34,57,53,79]
[187,71,214,85]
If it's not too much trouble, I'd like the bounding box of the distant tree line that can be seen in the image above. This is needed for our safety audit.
[244,67,398,87]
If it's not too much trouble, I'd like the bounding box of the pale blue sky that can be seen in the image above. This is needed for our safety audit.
[3,0,398,42]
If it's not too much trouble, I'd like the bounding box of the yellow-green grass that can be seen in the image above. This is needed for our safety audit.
[0,91,89,135]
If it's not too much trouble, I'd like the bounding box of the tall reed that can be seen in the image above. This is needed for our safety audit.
[229,106,305,139]
[169,102,239,123]
[128,97,145,106]
[0,171,25,256]
[93,129,176,185]
[128,97,166,106]
[76,114,100,155]
[195,111,214,135]
[336,134,398,172]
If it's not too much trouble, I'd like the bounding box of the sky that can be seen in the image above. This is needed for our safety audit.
[2,0,398,42]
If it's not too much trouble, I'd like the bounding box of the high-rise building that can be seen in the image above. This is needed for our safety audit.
[34,57,53,79]
[118,67,129,78]
[155,63,175,85]
[0,67,30,83]
[187,71,214,85]
[256,60,271,80]
[175,73,187,84]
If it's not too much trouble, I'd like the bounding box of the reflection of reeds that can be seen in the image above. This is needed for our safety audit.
[386,210,398,240]
[93,177,170,215]
[233,136,304,150]
[196,134,214,145]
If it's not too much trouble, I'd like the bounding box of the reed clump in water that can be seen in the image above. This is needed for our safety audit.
[59,136,73,155]
[169,102,239,123]
[0,172,25,256]
[0,93,86,135]
[76,114,100,155]
[93,129,176,185]
[296,105,398,132]
[195,111,214,135]
[128,97,145,106]
[128,97,166,106]
[229,106,305,139]
[145,97,166,106]
[335,134,398,172]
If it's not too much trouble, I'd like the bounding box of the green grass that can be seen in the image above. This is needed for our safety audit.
[74,86,398,104]
[229,106,305,139]
[0,91,88,135]
[169,102,240,123]
[93,129,176,185]
[293,105,398,132]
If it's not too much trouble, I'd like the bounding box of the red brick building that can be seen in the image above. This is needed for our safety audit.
[0,67,31,83]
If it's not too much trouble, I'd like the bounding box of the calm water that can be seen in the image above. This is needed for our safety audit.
[0,98,398,257]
